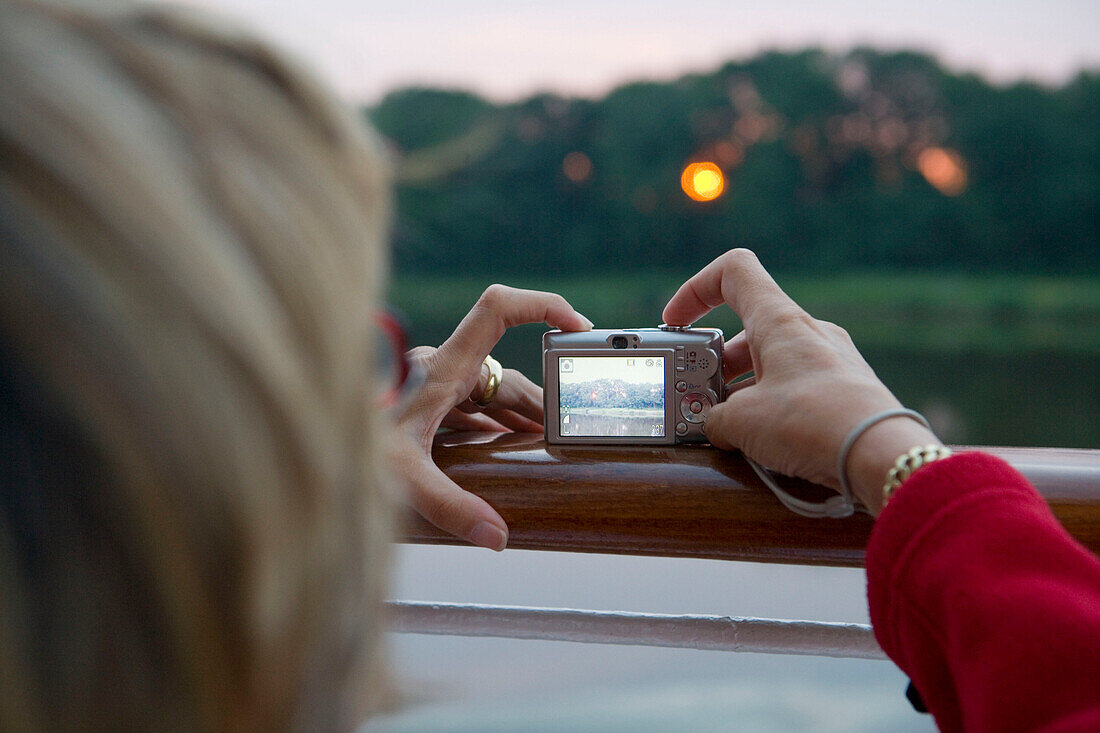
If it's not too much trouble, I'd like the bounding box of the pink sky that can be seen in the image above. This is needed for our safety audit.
[177,0,1100,103]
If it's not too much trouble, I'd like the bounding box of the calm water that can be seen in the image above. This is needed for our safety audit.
[560,408,666,438]
[367,323,1096,732]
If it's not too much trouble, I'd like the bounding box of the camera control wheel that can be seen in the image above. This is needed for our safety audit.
[679,391,712,424]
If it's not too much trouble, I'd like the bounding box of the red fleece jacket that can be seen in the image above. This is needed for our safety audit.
[866,452,1100,732]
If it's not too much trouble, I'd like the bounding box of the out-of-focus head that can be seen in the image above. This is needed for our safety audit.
[0,0,393,729]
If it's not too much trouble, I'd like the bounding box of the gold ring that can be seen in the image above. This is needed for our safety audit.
[475,355,503,408]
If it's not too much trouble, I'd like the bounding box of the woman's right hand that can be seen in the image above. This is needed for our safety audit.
[390,284,592,549]
[663,249,939,514]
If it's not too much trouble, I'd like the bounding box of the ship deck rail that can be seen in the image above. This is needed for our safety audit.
[389,432,1100,659]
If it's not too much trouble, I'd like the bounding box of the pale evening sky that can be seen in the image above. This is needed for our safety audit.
[560,356,665,385]
[174,0,1100,104]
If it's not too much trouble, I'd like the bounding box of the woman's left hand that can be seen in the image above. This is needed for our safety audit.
[389,284,592,550]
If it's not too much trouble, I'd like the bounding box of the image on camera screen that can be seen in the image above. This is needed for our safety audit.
[558,356,664,437]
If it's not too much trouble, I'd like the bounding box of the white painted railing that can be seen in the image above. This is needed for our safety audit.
[386,601,885,660]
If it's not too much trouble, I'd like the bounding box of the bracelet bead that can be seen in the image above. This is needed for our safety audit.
[882,445,953,507]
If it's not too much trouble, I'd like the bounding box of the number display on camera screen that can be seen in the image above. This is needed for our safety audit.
[558,356,664,437]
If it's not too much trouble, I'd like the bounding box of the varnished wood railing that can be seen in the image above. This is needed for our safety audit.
[402,432,1100,567]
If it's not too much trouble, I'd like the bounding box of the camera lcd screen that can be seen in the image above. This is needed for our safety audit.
[558,355,664,438]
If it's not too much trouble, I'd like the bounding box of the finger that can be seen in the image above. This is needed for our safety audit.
[723,330,753,378]
[488,369,543,422]
[662,249,801,331]
[440,409,511,432]
[455,361,493,414]
[400,449,510,551]
[459,367,544,422]
[482,408,543,433]
[702,400,738,452]
[437,285,592,378]
[703,390,755,453]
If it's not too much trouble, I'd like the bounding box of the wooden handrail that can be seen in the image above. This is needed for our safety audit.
[402,432,1100,567]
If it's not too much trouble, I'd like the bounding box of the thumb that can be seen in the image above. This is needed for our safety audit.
[392,436,510,551]
[703,388,763,455]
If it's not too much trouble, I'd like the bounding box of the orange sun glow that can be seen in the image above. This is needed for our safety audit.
[681,161,725,201]
[917,147,968,196]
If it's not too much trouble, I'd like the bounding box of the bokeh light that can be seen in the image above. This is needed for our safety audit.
[917,147,967,196]
[681,161,725,201]
[562,151,592,182]
[712,140,744,168]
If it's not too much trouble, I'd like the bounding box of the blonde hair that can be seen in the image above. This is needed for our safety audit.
[0,0,393,730]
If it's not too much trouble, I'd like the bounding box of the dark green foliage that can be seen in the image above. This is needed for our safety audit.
[367,50,1099,275]
[367,87,493,150]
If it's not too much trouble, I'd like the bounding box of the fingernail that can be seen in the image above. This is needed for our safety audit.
[577,313,594,330]
[470,521,508,551]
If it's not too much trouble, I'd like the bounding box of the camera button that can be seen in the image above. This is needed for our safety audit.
[676,422,689,435]
[675,380,687,393]
[680,392,712,424]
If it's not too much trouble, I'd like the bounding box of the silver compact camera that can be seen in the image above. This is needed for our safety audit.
[543,326,724,445]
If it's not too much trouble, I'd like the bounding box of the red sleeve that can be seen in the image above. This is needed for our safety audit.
[866,451,1100,733]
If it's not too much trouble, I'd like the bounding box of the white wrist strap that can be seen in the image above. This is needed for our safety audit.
[836,408,932,513]
[745,456,861,518]
[745,408,932,519]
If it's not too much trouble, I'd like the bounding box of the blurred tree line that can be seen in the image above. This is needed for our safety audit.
[560,379,663,410]
[365,48,1099,276]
